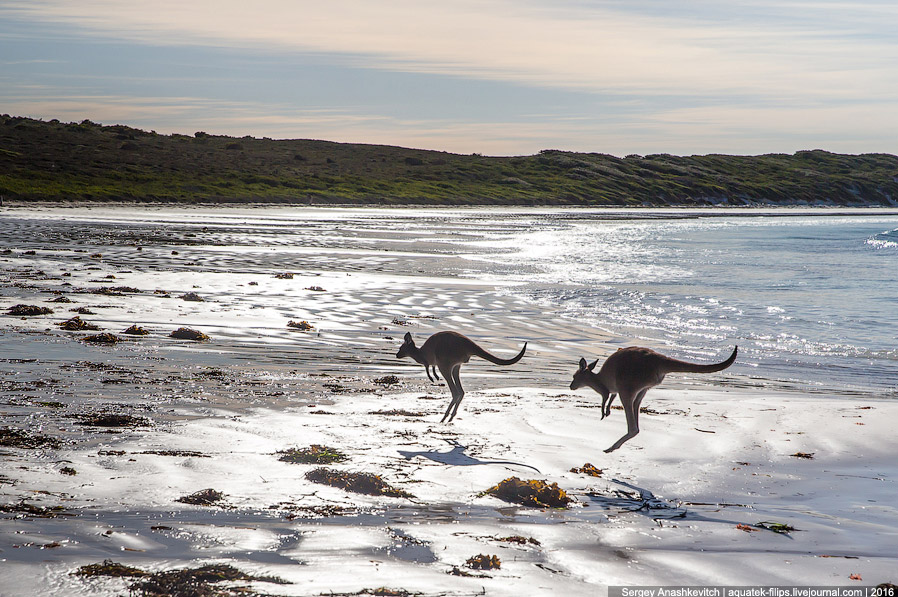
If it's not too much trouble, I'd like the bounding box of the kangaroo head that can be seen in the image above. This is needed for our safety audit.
[570,357,608,396]
[396,332,415,359]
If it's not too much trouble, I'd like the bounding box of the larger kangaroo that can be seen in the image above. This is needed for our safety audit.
[570,346,737,453]
[396,331,527,422]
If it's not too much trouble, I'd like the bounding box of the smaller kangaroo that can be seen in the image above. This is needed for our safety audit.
[396,331,527,422]
[570,346,737,453]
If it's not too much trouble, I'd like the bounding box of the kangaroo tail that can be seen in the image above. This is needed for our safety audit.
[475,342,527,366]
[662,346,737,374]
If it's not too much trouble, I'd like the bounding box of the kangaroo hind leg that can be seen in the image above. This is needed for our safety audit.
[447,365,465,422]
[439,363,460,423]
[604,389,647,453]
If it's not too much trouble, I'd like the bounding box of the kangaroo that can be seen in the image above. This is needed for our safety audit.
[570,346,737,453]
[396,331,527,422]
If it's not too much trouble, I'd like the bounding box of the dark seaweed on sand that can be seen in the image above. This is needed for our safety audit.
[0,502,71,518]
[170,327,210,341]
[122,324,150,335]
[483,477,572,508]
[74,559,148,578]
[81,332,121,344]
[75,413,150,428]
[6,304,54,316]
[58,316,101,331]
[0,427,61,449]
[277,445,348,465]
[305,468,413,498]
[176,488,225,506]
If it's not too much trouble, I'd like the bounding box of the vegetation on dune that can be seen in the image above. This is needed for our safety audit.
[1,115,897,206]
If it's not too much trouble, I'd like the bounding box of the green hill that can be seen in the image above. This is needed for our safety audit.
[2,115,896,206]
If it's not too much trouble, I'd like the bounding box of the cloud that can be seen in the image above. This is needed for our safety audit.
[5,0,897,100]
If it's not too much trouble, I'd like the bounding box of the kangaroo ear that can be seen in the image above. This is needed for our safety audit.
[578,357,588,371]
[588,358,599,371]
[403,332,413,342]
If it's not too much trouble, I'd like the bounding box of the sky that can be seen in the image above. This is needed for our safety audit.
[1,0,897,156]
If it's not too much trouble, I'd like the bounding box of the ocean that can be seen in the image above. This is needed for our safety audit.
[5,205,897,397]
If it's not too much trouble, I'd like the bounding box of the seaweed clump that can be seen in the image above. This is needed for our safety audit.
[170,327,210,341]
[58,316,101,331]
[466,554,501,570]
[7,304,53,316]
[82,333,121,344]
[305,468,413,498]
[73,559,148,578]
[122,324,150,335]
[0,427,61,449]
[132,564,288,596]
[176,488,225,506]
[277,445,348,465]
[569,463,603,477]
[484,477,572,508]
[76,413,150,428]
[73,561,289,596]
[287,320,313,331]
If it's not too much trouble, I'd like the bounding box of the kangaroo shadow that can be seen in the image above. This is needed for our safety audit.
[398,439,541,474]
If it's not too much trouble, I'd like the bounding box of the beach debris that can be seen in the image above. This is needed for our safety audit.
[373,375,400,385]
[49,296,73,303]
[138,450,210,458]
[790,452,815,459]
[0,427,61,449]
[6,304,54,316]
[59,466,77,476]
[274,272,294,279]
[75,562,289,595]
[132,564,289,596]
[305,468,413,498]
[178,291,204,301]
[76,413,150,428]
[91,286,141,295]
[81,332,121,344]
[176,488,225,506]
[569,463,604,477]
[58,316,101,331]
[483,477,572,508]
[305,285,326,291]
[73,560,148,578]
[121,324,150,335]
[70,306,96,315]
[391,318,410,326]
[35,400,65,409]
[850,574,863,581]
[248,281,258,285]
[756,521,798,534]
[90,253,102,258]
[497,535,541,546]
[0,502,71,518]
[169,327,210,341]
[466,554,501,570]
[287,320,314,330]
[736,524,759,532]
[368,409,423,417]
[277,445,348,465]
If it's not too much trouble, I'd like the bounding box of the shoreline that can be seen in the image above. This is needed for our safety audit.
[2,207,896,595]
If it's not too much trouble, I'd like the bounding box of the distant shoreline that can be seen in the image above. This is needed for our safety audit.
[3,115,897,206]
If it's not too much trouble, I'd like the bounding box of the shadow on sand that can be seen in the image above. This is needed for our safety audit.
[398,439,541,474]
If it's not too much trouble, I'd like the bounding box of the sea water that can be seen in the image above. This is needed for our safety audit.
[5,206,897,397]
[460,210,898,397]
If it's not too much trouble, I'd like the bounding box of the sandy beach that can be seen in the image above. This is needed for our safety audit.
[1,205,895,596]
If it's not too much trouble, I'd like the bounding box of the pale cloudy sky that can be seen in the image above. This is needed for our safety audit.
[1,0,896,155]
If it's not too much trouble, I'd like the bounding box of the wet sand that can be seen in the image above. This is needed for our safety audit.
[1,205,895,595]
